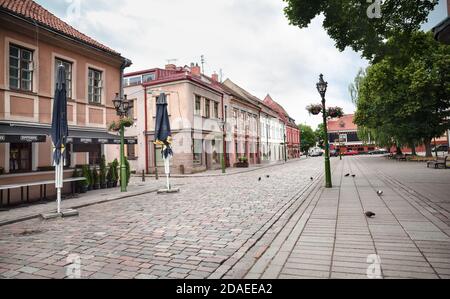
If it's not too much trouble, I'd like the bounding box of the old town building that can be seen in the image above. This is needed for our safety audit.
[124,64,225,174]
[0,0,131,204]
[263,95,300,160]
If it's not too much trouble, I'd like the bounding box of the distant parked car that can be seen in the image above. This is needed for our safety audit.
[344,150,359,156]
[369,149,389,155]
[432,145,449,153]
[330,150,340,157]
[309,147,324,157]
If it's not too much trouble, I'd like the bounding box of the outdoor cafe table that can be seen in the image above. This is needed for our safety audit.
[0,178,86,207]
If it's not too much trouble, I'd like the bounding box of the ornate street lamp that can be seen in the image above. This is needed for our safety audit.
[316,74,332,188]
[113,93,133,192]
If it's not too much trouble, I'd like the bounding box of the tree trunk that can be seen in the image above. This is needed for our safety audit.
[410,143,417,156]
[424,138,433,158]
[396,145,403,156]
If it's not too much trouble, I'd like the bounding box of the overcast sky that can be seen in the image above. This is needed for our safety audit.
[37,0,447,129]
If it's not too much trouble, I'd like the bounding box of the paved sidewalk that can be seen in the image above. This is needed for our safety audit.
[225,156,450,279]
[0,178,177,227]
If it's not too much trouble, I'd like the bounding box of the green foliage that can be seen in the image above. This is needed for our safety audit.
[92,167,99,185]
[82,165,92,187]
[99,155,107,184]
[112,159,119,182]
[298,124,315,152]
[283,0,437,61]
[124,157,131,186]
[107,163,116,183]
[354,31,450,157]
[315,123,326,148]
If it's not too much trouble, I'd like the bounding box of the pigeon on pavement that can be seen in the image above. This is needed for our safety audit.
[365,211,376,218]
[377,190,384,196]
[345,174,350,177]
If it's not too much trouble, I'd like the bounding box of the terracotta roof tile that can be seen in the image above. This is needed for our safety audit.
[0,0,120,56]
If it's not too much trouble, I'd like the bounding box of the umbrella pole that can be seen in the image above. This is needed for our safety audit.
[164,157,170,190]
[56,160,63,214]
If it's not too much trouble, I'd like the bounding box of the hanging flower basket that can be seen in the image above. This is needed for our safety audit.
[327,107,344,118]
[306,104,322,115]
[108,118,134,132]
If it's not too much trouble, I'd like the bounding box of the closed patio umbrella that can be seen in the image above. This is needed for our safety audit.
[51,65,69,214]
[154,93,173,191]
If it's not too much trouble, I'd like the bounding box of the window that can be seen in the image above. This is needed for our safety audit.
[9,45,33,91]
[9,143,32,173]
[127,144,136,159]
[214,102,219,119]
[142,73,155,83]
[55,58,73,98]
[193,139,203,164]
[128,99,135,119]
[195,95,202,116]
[88,68,103,104]
[204,99,211,118]
[128,76,142,86]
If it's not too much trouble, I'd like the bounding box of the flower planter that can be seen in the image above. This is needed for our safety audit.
[234,162,249,168]
[306,105,323,115]
[79,185,88,194]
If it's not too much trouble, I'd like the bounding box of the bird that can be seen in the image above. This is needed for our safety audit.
[352,175,356,178]
[345,173,350,177]
[365,211,376,218]
[377,190,384,196]
[310,177,314,181]
[258,177,262,181]
[266,175,270,178]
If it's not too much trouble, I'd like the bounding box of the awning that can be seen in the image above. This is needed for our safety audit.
[0,124,137,145]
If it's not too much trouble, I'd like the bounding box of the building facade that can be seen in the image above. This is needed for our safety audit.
[0,0,130,204]
[124,64,225,175]
[263,95,301,160]
[327,114,376,154]
[221,79,261,166]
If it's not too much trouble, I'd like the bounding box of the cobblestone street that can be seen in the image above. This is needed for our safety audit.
[0,156,449,279]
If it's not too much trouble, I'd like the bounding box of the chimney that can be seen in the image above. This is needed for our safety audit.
[191,63,201,76]
[211,72,219,82]
[165,64,176,71]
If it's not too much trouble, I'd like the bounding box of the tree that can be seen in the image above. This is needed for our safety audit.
[299,124,316,152]
[315,123,326,148]
[283,0,437,61]
[354,31,450,157]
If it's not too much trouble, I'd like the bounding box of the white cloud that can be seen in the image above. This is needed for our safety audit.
[39,0,370,129]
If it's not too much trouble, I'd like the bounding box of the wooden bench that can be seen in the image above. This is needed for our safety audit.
[0,178,86,207]
[427,155,449,169]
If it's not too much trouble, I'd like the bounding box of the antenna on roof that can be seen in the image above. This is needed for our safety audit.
[200,55,205,74]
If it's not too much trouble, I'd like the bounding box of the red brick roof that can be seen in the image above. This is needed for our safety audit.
[0,0,120,56]
[327,114,358,132]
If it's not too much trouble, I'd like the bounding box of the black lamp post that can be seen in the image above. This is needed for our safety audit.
[316,74,332,188]
[113,93,133,192]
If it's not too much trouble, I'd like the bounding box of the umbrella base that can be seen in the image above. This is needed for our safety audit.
[40,209,79,220]
[157,188,180,194]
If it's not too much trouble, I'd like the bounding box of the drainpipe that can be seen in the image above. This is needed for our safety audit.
[144,86,149,174]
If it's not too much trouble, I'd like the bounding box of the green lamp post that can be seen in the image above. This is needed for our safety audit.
[316,74,332,188]
[113,93,133,192]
